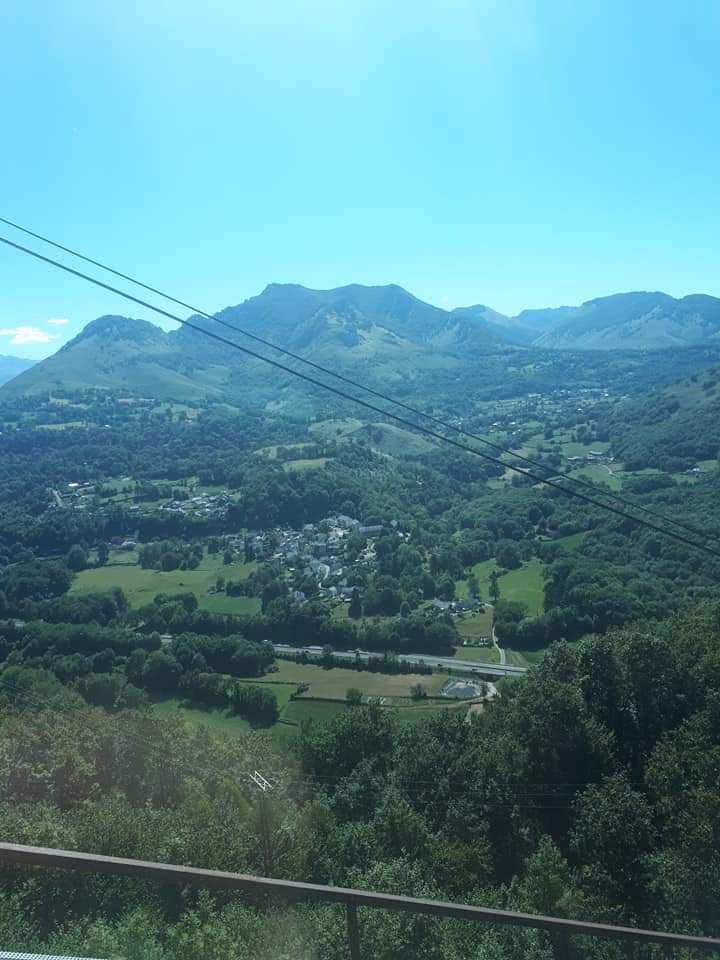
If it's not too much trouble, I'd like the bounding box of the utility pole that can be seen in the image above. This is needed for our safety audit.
[249,770,274,877]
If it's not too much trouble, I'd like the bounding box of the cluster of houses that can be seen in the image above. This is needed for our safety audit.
[566,450,615,467]
[237,515,396,604]
[159,492,231,521]
[431,597,485,615]
[50,481,96,511]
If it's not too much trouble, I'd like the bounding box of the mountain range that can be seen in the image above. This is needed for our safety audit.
[0,354,33,387]
[2,285,720,400]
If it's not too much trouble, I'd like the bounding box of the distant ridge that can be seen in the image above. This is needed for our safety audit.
[518,292,720,350]
[0,354,33,387]
[3,284,720,400]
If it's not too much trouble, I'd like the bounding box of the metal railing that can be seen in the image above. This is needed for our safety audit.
[0,842,718,958]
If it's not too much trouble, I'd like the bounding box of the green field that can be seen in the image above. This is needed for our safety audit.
[462,558,545,615]
[37,420,86,431]
[309,417,364,439]
[453,643,500,664]
[256,442,317,458]
[70,553,257,610]
[455,608,494,639]
[283,458,329,472]
[266,659,446,698]
[552,531,585,551]
[395,702,468,725]
[153,698,253,735]
[154,680,470,739]
[568,463,622,490]
[560,439,610,457]
[282,699,349,725]
[199,594,261,615]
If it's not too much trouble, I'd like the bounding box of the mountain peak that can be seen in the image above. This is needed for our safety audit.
[66,315,165,348]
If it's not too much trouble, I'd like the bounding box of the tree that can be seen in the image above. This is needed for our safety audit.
[346,687,362,706]
[223,550,233,565]
[421,572,436,600]
[410,683,427,700]
[489,570,501,603]
[570,773,656,908]
[66,544,88,573]
[141,650,182,694]
[348,588,362,620]
[496,542,521,570]
[96,542,110,567]
[437,577,455,601]
[466,572,480,598]
[516,837,575,916]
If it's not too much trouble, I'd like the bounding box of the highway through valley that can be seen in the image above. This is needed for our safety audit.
[272,644,528,678]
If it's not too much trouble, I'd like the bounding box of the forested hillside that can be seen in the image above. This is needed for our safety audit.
[6,285,720,406]
[1,355,720,956]
[0,602,718,956]
[0,354,32,386]
[610,365,720,470]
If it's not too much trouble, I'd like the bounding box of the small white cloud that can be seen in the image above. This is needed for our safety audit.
[0,326,58,345]
[47,317,70,326]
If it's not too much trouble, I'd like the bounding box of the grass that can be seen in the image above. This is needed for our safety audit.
[199,594,261,615]
[267,659,446,698]
[283,458,329,472]
[70,552,257,610]
[395,702,468,725]
[256,442,316,458]
[37,420,86,431]
[282,699,350,725]
[462,558,545,615]
[150,645,490,739]
[243,681,296,711]
[552,531,585,551]
[152,697,253,735]
[455,608,494,639]
[568,464,622,490]
[560,439,610,457]
[309,417,364,439]
[453,644,500,664]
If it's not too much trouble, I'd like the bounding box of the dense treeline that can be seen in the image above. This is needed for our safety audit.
[0,617,279,724]
[610,367,720,471]
[0,603,718,956]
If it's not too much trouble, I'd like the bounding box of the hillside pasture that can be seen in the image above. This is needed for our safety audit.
[461,557,545,615]
[266,660,446,698]
[70,552,257,611]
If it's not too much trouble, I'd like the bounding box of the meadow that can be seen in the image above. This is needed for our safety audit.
[150,657,469,740]
[265,659,447,698]
[457,558,545,615]
[70,552,258,612]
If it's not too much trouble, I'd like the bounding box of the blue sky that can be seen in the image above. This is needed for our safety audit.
[1,0,719,358]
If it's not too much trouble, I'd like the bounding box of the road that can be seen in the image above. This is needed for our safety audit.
[272,644,527,678]
[491,624,507,666]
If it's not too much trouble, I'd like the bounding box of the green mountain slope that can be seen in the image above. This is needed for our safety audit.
[531,292,720,350]
[6,284,720,405]
[450,304,536,344]
[177,282,504,366]
[0,315,228,400]
[2,285,508,403]
[0,355,33,386]
[610,365,720,469]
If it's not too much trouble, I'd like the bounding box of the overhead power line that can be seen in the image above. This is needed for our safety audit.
[0,215,711,545]
[2,231,720,563]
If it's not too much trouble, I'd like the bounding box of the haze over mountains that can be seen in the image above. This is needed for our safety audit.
[3,284,720,399]
[0,355,33,387]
